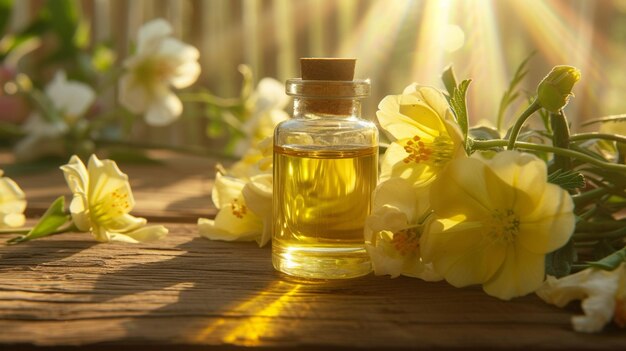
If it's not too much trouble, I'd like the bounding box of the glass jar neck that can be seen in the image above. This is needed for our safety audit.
[292,97,362,118]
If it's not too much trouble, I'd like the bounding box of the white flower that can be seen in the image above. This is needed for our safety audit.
[45,70,96,121]
[198,172,272,247]
[235,78,289,156]
[119,18,201,126]
[0,170,26,228]
[536,263,626,333]
[364,177,441,281]
[60,155,168,243]
[16,71,95,160]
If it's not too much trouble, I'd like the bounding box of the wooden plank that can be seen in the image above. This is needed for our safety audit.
[0,225,625,349]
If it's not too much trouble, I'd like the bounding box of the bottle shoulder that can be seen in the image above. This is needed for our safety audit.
[274,117,378,148]
[275,117,378,133]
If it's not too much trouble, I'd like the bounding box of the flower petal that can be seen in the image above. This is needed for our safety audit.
[45,70,95,118]
[242,174,273,247]
[366,234,405,278]
[421,218,505,287]
[372,177,427,221]
[69,193,91,231]
[118,73,150,114]
[101,214,147,233]
[365,205,409,238]
[60,155,89,195]
[197,217,259,242]
[429,157,494,220]
[144,92,183,126]
[536,264,624,333]
[87,155,135,212]
[0,213,25,227]
[484,151,548,212]
[0,176,26,214]
[107,225,169,243]
[518,183,575,254]
[405,84,456,122]
[136,18,172,54]
[376,94,442,141]
[212,173,246,209]
[380,142,434,186]
[483,244,545,300]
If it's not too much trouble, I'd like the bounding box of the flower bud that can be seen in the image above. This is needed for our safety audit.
[537,65,581,112]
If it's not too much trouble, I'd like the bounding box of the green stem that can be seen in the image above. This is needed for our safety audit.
[571,263,590,272]
[575,220,626,232]
[7,222,79,245]
[569,133,626,144]
[572,187,611,207]
[549,110,571,171]
[472,139,626,173]
[572,226,626,242]
[179,92,241,108]
[506,99,541,150]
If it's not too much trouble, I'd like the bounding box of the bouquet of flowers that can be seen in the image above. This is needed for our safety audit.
[200,61,626,333]
[1,10,624,334]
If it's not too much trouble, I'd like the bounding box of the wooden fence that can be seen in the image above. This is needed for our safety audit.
[6,0,626,147]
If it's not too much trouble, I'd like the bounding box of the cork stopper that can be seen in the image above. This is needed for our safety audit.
[295,58,363,115]
[301,58,356,81]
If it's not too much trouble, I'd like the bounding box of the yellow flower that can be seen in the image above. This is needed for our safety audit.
[60,155,168,243]
[420,151,575,300]
[376,84,465,186]
[0,170,26,228]
[119,18,200,126]
[536,263,626,333]
[364,177,441,280]
[198,173,272,247]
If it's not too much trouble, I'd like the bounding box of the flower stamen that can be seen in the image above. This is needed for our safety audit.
[392,228,420,256]
[230,198,248,219]
[402,134,454,167]
[486,209,520,243]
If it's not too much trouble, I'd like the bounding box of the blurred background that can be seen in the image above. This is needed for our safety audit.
[2,0,626,152]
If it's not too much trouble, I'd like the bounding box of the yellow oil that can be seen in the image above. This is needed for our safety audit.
[272,144,378,279]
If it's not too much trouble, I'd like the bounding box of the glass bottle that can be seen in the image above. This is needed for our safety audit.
[272,58,378,279]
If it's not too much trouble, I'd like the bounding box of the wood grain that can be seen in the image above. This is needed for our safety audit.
[1,226,625,349]
[1,154,625,349]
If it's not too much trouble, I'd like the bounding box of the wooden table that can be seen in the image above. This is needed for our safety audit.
[1,152,625,350]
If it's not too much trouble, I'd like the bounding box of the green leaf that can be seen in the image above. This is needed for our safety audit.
[588,246,626,271]
[8,196,71,244]
[441,65,458,97]
[449,79,472,141]
[496,52,534,131]
[47,0,79,42]
[545,239,576,277]
[0,0,13,34]
[580,114,626,128]
[42,0,80,61]
[547,169,585,190]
